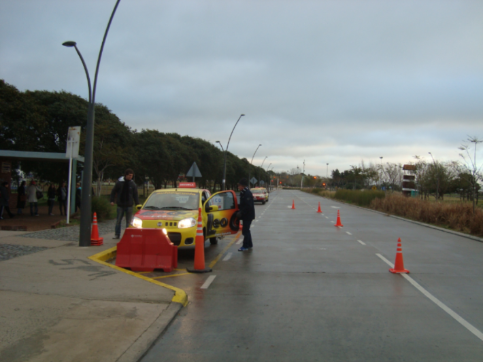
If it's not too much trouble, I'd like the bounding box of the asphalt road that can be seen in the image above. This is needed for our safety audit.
[141,189,483,362]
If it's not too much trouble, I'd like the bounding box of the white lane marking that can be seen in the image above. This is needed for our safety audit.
[325,216,328,219]
[236,238,243,245]
[357,240,366,245]
[330,221,334,223]
[346,232,352,235]
[200,275,216,289]
[222,252,232,261]
[331,206,339,209]
[376,253,483,342]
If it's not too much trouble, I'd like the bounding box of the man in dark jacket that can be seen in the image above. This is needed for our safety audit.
[110,169,140,239]
[237,178,255,251]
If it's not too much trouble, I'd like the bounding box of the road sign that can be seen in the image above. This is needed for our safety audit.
[250,177,257,185]
[372,186,377,190]
[260,180,265,185]
[186,162,202,181]
[65,126,81,158]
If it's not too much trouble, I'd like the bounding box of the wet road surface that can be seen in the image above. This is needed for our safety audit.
[140,189,483,362]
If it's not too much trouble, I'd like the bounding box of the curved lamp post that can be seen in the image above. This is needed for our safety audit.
[428,152,439,200]
[218,114,244,190]
[62,0,121,247]
[259,156,268,187]
[248,144,262,188]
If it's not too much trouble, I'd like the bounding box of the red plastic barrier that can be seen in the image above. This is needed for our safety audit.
[115,228,178,272]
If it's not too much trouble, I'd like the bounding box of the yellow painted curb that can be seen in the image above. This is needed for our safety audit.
[88,246,188,307]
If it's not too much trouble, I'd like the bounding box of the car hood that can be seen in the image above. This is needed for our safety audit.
[135,209,198,221]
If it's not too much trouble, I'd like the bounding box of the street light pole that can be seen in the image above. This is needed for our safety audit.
[249,144,262,189]
[259,156,268,187]
[219,114,244,191]
[379,156,383,188]
[301,160,305,188]
[428,152,439,200]
[215,141,225,190]
[63,0,121,247]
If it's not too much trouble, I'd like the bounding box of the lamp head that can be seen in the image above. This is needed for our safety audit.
[241,114,245,116]
[62,41,77,47]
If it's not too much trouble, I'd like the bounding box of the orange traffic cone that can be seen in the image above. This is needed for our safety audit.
[389,238,410,274]
[292,200,296,209]
[187,208,212,273]
[317,202,322,213]
[334,210,343,227]
[90,212,104,246]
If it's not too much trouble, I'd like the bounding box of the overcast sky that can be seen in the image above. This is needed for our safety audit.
[2,0,482,176]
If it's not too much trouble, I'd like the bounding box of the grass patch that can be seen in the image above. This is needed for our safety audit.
[334,189,385,207]
[371,195,483,237]
[58,218,81,228]
[91,195,116,221]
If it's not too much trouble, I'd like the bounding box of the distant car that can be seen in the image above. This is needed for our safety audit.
[251,187,269,204]
[131,182,240,247]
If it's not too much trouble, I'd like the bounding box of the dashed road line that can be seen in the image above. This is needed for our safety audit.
[200,275,216,289]
[222,252,232,261]
[357,240,366,245]
[346,232,352,235]
[376,253,483,342]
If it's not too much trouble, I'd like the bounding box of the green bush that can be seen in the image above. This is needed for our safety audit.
[334,189,385,206]
[91,196,115,221]
[312,188,322,194]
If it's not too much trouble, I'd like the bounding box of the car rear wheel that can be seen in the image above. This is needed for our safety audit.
[262,201,266,204]
[209,237,218,245]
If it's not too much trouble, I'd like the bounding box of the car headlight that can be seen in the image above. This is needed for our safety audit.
[132,217,143,228]
[178,217,196,229]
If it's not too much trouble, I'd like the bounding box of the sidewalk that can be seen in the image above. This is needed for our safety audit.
[0,225,183,362]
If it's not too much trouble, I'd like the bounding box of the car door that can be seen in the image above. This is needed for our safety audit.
[205,190,239,236]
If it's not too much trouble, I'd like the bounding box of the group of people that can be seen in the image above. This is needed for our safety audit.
[3,170,257,252]
[0,180,78,218]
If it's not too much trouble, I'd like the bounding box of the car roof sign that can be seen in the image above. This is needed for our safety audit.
[178,182,197,188]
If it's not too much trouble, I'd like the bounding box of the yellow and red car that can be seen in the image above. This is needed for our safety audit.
[251,187,269,204]
[131,182,240,247]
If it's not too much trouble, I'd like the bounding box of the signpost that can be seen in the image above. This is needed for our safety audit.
[250,177,257,185]
[65,126,81,224]
[186,162,202,182]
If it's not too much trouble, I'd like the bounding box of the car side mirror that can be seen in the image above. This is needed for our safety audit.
[206,205,219,212]
[136,204,142,211]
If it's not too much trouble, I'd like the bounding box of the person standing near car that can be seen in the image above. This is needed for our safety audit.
[110,168,140,239]
[237,178,255,251]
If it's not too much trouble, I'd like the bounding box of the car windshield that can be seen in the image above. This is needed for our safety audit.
[252,189,265,194]
[143,192,200,210]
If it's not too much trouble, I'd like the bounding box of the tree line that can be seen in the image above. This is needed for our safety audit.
[0,80,272,193]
